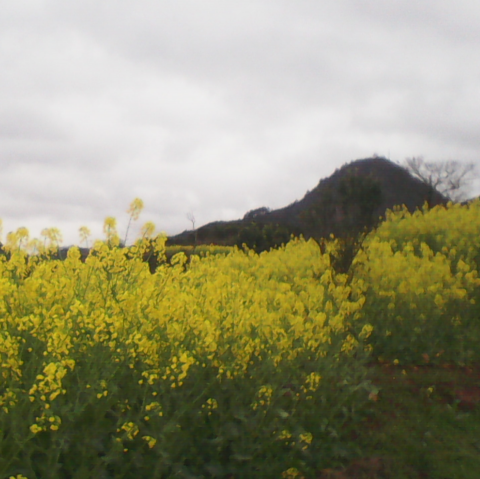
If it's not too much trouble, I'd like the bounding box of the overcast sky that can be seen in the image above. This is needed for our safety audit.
[1,0,480,246]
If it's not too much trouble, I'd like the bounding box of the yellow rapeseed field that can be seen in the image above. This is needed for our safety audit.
[0,199,479,478]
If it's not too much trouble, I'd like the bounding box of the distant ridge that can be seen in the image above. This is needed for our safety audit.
[168,157,448,250]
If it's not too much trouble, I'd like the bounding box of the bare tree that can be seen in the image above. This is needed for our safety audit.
[186,212,197,250]
[405,157,476,201]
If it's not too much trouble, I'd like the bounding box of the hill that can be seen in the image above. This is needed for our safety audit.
[168,157,448,250]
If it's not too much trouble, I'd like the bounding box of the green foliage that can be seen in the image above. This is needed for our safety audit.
[355,364,480,479]
[337,172,383,231]
[235,222,291,252]
[300,172,383,250]
[243,207,271,221]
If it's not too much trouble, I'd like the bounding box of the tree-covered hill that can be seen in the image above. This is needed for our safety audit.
[168,157,448,251]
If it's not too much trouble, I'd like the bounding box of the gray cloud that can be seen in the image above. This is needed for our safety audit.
[1,0,479,244]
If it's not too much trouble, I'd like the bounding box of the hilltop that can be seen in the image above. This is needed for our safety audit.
[168,157,448,250]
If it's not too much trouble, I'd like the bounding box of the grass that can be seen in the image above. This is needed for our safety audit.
[314,363,480,479]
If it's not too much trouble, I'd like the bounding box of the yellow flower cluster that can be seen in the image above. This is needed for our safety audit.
[0,223,364,454]
[354,200,480,364]
[376,200,480,267]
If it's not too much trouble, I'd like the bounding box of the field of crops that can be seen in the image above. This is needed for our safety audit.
[1,200,479,478]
